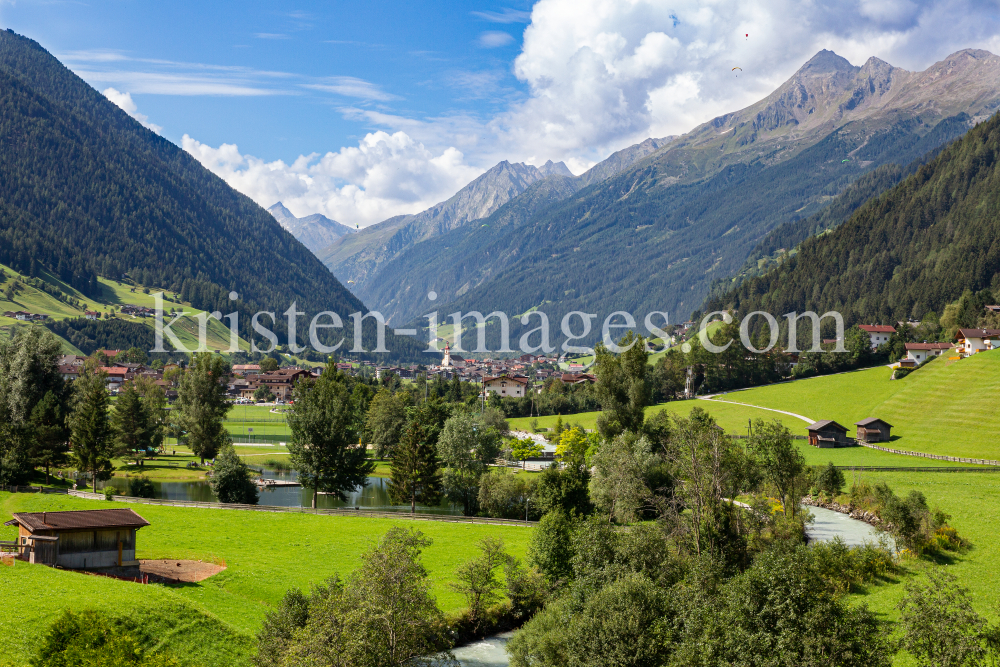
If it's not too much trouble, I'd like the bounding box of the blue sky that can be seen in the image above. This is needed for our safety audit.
[0,1,533,159]
[3,1,1000,227]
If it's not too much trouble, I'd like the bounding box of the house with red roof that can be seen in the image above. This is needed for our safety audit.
[858,325,895,349]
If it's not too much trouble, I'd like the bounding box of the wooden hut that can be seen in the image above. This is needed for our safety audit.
[3,508,149,569]
[855,418,892,443]
[806,420,850,448]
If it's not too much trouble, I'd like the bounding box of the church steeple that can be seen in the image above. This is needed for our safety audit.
[442,344,451,367]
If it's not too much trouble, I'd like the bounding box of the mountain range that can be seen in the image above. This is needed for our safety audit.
[0,29,420,359]
[325,48,1000,339]
[267,202,355,255]
[702,108,1000,327]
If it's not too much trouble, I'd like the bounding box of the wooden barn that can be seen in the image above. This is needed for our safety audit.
[855,418,893,443]
[3,508,150,569]
[807,420,850,448]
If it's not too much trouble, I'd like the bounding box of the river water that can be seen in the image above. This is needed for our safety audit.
[804,505,892,548]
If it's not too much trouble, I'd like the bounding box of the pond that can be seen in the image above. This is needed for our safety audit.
[805,505,893,548]
[99,468,463,514]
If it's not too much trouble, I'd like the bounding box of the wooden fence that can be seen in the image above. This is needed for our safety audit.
[857,442,1000,466]
[1,485,69,494]
[67,490,536,526]
[833,466,1000,473]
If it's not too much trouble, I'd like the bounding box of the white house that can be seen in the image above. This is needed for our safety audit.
[955,328,1000,356]
[904,342,952,364]
[483,374,528,398]
[859,325,895,349]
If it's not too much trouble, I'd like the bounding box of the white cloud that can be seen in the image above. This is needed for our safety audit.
[254,33,290,39]
[102,87,163,134]
[471,8,532,23]
[478,0,1000,165]
[182,131,483,228]
[479,31,515,48]
[302,77,400,101]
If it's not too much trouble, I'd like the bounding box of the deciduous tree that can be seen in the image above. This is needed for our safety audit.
[174,353,231,464]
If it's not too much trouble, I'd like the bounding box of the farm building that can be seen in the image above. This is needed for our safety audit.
[807,420,851,448]
[3,508,149,569]
[855,418,893,443]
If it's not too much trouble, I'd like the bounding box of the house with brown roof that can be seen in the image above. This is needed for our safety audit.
[483,374,529,398]
[258,368,311,400]
[955,328,1000,356]
[858,325,895,349]
[232,364,261,377]
[3,508,150,568]
[855,418,892,443]
[806,420,851,448]
[904,342,952,364]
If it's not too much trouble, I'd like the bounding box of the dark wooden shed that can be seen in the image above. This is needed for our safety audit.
[807,420,850,448]
[855,418,893,443]
[3,508,150,569]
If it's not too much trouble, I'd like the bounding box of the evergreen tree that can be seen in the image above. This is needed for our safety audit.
[28,391,70,484]
[210,445,259,505]
[389,421,443,513]
[174,353,231,464]
[70,369,114,492]
[111,384,155,465]
[593,331,650,440]
[287,368,374,508]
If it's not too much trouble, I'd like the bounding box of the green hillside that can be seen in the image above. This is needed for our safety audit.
[704,110,1000,326]
[712,351,1000,460]
[0,261,247,355]
[0,492,531,666]
[0,30,420,360]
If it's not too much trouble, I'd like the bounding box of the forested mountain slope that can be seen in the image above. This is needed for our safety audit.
[423,49,1000,338]
[701,111,1000,326]
[0,30,416,357]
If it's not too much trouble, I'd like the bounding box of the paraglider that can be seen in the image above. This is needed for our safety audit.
[732,66,742,77]
[347,280,355,284]
[842,159,850,163]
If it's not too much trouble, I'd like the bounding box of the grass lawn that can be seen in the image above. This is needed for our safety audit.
[0,492,532,666]
[846,470,1000,666]
[716,352,1000,461]
[509,400,974,469]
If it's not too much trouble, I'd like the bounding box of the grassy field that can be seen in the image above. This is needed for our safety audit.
[0,262,248,354]
[0,492,532,666]
[716,352,1000,460]
[509,400,979,468]
[846,470,1000,666]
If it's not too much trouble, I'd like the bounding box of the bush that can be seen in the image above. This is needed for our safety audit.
[127,476,155,499]
[210,445,259,505]
[31,609,177,666]
[103,486,120,500]
[814,462,845,496]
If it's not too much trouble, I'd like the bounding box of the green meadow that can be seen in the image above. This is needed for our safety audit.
[0,492,532,666]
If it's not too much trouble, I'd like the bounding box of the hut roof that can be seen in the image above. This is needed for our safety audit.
[806,420,848,433]
[4,508,150,532]
[855,417,893,428]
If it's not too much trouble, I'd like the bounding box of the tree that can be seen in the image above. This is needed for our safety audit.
[259,357,279,372]
[480,407,510,438]
[593,331,649,440]
[70,369,115,492]
[510,437,543,468]
[127,475,155,499]
[174,353,232,464]
[436,413,502,516]
[28,391,70,484]
[111,384,156,465]
[748,418,805,516]
[478,467,536,520]
[211,445,260,504]
[452,536,508,633]
[388,421,442,513]
[364,388,408,459]
[132,376,167,452]
[589,433,657,523]
[815,462,846,496]
[528,509,575,583]
[253,385,274,403]
[264,528,454,667]
[287,368,374,508]
[897,569,988,667]
[533,463,592,517]
[0,327,67,485]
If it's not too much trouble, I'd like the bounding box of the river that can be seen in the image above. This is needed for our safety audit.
[804,505,893,548]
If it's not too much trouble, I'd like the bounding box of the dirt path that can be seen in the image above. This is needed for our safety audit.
[697,396,814,424]
[140,559,225,583]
